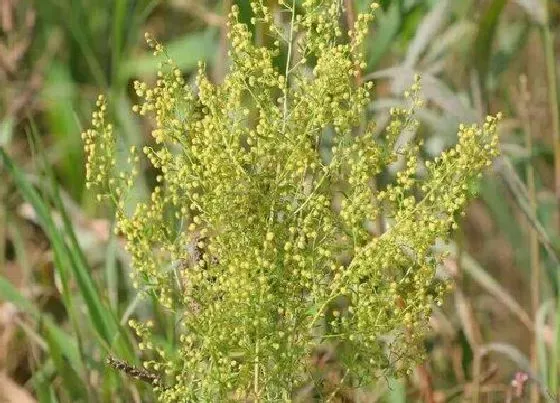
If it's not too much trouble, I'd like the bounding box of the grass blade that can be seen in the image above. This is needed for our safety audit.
[472,0,508,92]
[0,147,130,358]
[404,0,450,68]
[43,325,88,401]
[367,2,401,68]
[0,276,81,371]
[441,243,533,330]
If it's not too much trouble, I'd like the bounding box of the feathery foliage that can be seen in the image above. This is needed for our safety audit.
[82,1,500,400]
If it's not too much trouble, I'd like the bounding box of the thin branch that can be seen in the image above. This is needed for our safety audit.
[518,74,540,403]
[282,0,296,134]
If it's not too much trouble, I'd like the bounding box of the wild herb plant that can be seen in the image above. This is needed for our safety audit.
[82,1,500,400]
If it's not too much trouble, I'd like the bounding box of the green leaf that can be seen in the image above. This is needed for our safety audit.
[472,0,508,91]
[42,63,83,199]
[120,29,219,79]
[367,3,401,68]
[385,378,406,403]
[33,372,59,403]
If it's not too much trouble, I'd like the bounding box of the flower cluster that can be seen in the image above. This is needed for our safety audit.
[82,1,499,401]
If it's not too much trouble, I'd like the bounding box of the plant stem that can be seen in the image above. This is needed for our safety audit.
[519,74,541,403]
[542,1,560,393]
[282,0,296,134]
[542,4,560,233]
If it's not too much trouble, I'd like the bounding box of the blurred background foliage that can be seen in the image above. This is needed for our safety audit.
[1,0,560,401]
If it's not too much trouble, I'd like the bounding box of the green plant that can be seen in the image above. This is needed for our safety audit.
[0,141,148,402]
[82,1,500,400]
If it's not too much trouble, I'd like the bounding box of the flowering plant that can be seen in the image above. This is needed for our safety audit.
[82,1,499,401]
